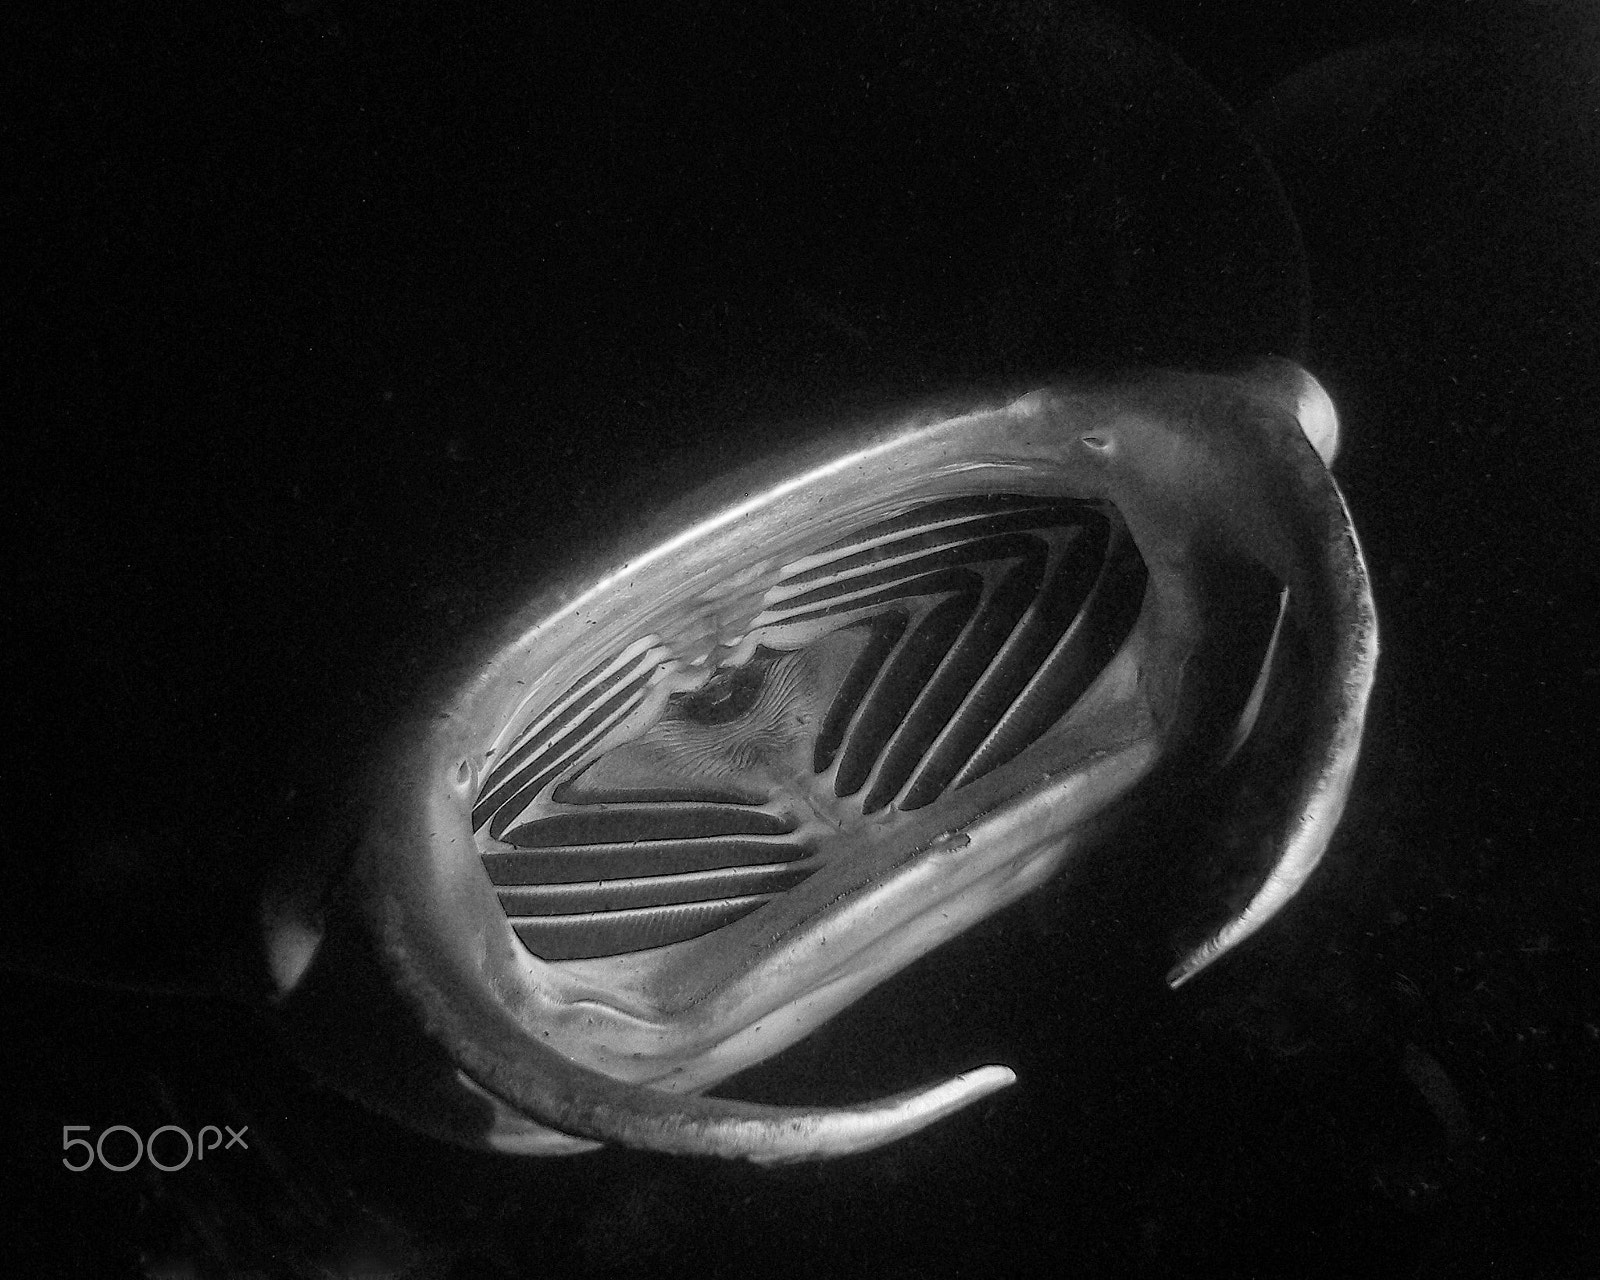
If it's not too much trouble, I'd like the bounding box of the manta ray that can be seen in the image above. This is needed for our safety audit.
[264,359,1376,1162]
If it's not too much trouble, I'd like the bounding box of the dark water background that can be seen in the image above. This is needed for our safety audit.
[8,1,1597,1275]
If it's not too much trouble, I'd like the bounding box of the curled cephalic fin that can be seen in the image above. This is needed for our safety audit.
[381,870,1018,1161]
[443,975,1017,1161]
[736,1065,1018,1165]
[1166,479,1378,987]
[472,1064,1018,1165]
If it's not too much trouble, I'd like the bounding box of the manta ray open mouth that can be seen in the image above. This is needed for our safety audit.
[475,494,1145,963]
[265,362,1376,1164]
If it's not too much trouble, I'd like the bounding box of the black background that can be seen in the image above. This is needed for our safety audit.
[7,2,1597,1276]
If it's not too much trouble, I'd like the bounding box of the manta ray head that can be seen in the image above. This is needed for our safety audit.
[263,359,1377,1163]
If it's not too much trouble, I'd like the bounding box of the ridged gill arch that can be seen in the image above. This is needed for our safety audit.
[471,494,1148,961]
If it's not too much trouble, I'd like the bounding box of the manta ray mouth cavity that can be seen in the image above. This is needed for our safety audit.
[473,493,1148,964]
